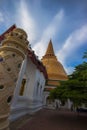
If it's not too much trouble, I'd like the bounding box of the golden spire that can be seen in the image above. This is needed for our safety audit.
[45,39,55,56]
[41,40,68,85]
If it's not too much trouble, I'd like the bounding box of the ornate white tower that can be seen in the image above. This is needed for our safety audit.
[0,28,29,130]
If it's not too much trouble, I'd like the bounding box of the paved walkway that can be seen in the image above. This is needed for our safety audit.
[10,108,87,130]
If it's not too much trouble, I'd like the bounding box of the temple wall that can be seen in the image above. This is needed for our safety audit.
[24,58,36,99]
[33,70,45,101]
[0,26,47,125]
[10,57,46,120]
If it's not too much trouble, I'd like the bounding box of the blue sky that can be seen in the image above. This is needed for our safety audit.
[0,0,87,74]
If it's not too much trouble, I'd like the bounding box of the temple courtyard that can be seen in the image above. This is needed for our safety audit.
[10,108,87,130]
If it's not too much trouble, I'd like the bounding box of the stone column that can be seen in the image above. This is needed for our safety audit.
[0,28,29,130]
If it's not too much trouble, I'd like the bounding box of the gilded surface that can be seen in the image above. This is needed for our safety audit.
[41,40,68,86]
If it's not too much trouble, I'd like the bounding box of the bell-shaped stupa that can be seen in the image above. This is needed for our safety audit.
[41,40,68,86]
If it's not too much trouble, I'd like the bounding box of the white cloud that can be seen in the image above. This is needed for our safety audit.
[57,24,87,74]
[0,12,4,23]
[65,66,74,75]
[16,0,36,42]
[33,9,64,58]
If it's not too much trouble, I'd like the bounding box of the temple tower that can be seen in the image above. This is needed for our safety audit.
[0,28,29,130]
[41,40,68,87]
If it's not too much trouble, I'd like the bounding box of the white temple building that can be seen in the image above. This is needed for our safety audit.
[10,51,47,121]
[0,25,48,124]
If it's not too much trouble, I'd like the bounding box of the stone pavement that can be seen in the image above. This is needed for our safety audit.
[10,114,33,130]
[10,108,87,130]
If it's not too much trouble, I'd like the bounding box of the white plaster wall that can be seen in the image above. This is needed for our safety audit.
[43,91,50,105]
[24,57,36,100]
[12,58,27,106]
[33,69,45,102]
[20,57,46,103]
[10,57,46,120]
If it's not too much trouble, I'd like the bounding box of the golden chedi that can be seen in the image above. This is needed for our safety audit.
[0,28,28,130]
[41,40,68,86]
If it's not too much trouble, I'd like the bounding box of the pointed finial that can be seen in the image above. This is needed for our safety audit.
[45,39,55,56]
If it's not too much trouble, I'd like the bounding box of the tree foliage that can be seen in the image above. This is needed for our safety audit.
[50,51,87,106]
[83,50,87,59]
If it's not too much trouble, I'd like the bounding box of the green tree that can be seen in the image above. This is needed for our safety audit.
[83,50,87,59]
[50,51,87,107]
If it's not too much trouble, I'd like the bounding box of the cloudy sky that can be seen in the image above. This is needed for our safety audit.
[0,0,87,74]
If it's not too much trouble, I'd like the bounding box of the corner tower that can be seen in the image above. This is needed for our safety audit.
[41,40,68,87]
[0,27,29,130]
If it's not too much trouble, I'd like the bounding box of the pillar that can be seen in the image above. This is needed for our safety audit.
[0,28,29,130]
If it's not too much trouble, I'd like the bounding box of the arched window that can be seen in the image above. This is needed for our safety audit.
[40,85,42,96]
[36,81,40,96]
[19,78,26,96]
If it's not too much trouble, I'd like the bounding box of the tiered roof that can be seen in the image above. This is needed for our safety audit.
[0,24,16,42]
